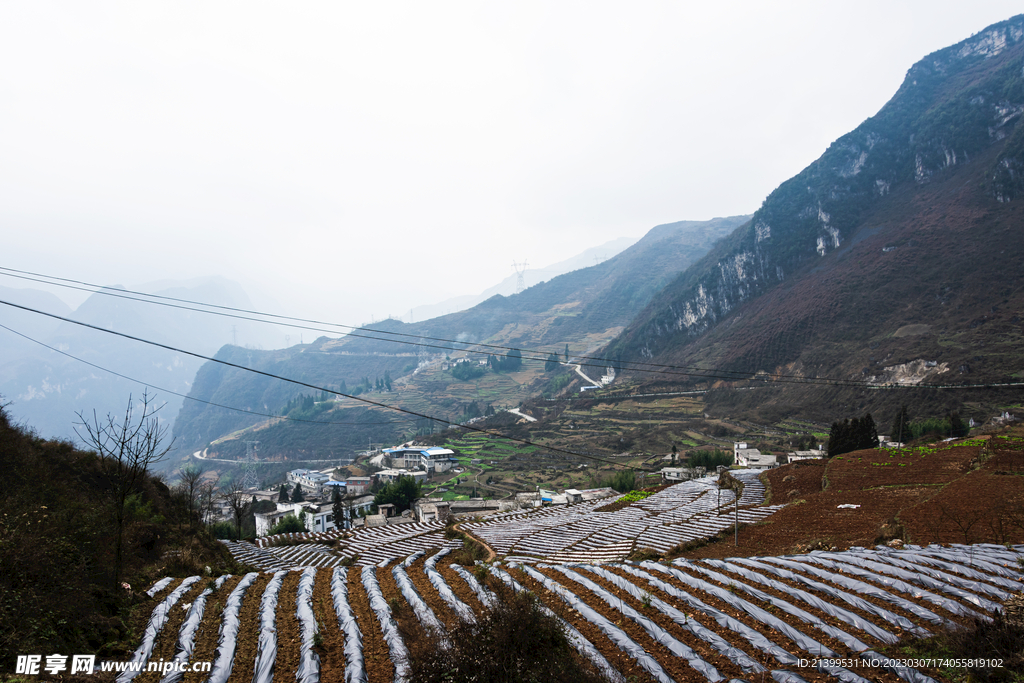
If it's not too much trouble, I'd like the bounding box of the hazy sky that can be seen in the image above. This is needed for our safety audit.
[2,1,1021,329]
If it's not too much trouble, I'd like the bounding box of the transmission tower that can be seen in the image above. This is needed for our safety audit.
[243,441,260,490]
[511,260,529,294]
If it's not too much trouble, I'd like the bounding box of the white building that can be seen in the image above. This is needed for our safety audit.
[254,495,376,537]
[383,444,457,473]
[788,449,825,462]
[376,469,427,485]
[286,469,330,496]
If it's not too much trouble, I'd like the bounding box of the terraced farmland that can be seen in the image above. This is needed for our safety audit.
[130,542,1023,683]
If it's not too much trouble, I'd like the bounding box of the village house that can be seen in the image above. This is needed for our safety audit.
[286,468,330,496]
[254,495,376,537]
[382,444,457,473]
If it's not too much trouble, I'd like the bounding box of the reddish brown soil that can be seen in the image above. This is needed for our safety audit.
[271,570,302,681]
[310,568,346,680]
[181,575,242,683]
[404,552,463,631]
[135,578,209,683]
[688,432,1024,559]
[224,572,272,683]
[346,568,393,683]
[436,561,487,618]
[510,566,657,683]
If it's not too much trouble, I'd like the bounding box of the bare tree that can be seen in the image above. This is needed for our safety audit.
[197,476,219,526]
[175,464,205,530]
[75,391,173,587]
[225,479,251,540]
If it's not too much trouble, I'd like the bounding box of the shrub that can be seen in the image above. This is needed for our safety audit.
[405,583,610,683]
[268,514,306,536]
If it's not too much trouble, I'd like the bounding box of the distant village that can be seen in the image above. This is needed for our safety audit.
[211,436,887,539]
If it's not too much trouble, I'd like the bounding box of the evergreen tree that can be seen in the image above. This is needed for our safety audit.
[828,413,879,457]
[332,485,345,530]
[292,482,305,502]
[564,344,569,362]
[373,475,421,512]
[278,483,290,503]
[384,370,392,391]
[949,411,969,438]
[545,352,560,372]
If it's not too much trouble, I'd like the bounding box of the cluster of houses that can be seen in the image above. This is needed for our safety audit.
[250,443,459,537]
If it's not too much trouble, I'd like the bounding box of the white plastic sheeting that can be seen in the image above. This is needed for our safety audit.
[580,564,764,675]
[392,561,444,633]
[621,563,799,667]
[145,577,174,597]
[488,565,625,683]
[159,575,231,683]
[424,548,476,623]
[117,576,202,682]
[519,563,675,683]
[684,561,884,650]
[251,570,287,683]
[547,563,724,681]
[722,558,920,638]
[841,550,1000,614]
[296,567,321,683]
[361,565,410,683]
[451,564,497,609]
[806,552,985,619]
[761,556,949,627]
[205,571,259,683]
[331,567,367,683]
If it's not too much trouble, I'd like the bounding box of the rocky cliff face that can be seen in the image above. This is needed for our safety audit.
[611,15,1024,366]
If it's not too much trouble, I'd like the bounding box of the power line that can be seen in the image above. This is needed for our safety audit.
[0,322,416,427]
[0,265,980,389]
[0,300,650,471]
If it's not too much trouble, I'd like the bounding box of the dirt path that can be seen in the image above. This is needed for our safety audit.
[452,522,496,562]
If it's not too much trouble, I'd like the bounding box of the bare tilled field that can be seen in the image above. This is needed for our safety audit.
[124,542,1022,683]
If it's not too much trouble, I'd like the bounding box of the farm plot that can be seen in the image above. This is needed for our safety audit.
[223,521,454,570]
[463,471,783,562]
[130,543,1024,683]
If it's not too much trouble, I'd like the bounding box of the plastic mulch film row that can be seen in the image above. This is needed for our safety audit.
[331,567,367,683]
[205,571,259,683]
[392,561,444,633]
[801,553,985,620]
[451,564,497,609]
[889,548,1023,591]
[361,565,410,683]
[545,563,724,681]
[641,562,880,683]
[910,545,1024,581]
[423,548,476,623]
[117,576,202,682]
[720,557,929,638]
[759,557,950,628]
[251,570,288,683]
[487,565,625,683]
[517,563,675,683]
[862,550,1007,605]
[682,560,886,650]
[831,551,1000,614]
[671,561,936,683]
[579,564,764,675]
[617,563,799,668]
[296,567,322,683]
[159,575,232,683]
[146,577,174,597]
